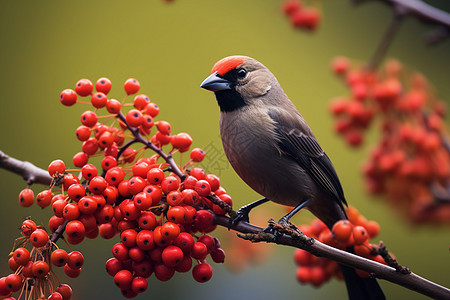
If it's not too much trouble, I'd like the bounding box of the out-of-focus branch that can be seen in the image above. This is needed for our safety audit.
[352,0,450,68]
[0,150,52,186]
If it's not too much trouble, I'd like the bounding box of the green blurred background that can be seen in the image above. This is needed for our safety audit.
[0,1,449,299]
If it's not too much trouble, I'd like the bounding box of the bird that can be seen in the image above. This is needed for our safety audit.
[200,55,385,300]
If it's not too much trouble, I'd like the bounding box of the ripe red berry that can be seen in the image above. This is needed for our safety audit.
[210,247,226,263]
[145,103,160,117]
[160,222,180,241]
[133,94,151,110]
[106,98,122,114]
[5,274,22,292]
[64,264,81,278]
[353,225,369,245]
[66,220,86,240]
[80,110,98,128]
[171,132,192,151]
[190,148,206,162]
[48,292,64,300]
[96,77,112,94]
[154,263,175,281]
[56,284,73,300]
[32,261,50,277]
[162,245,184,267]
[282,0,301,15]
[18,188,34,207]
[67,251,84,269]
[146,168,165,185]
[72,152,89,167]
[63,203,80,220]
[173,232,195,254]
[332,220,353,244]
[131,276,148,294]
[48,159,66,177]
[194,210,215,232]
[21,219,37,236]
[192,262,213,283]
[89,176,108,194]
[191,242,208,259]
[114,269,133,290]
[13,247,30,265]
[105,166,126,187]
[78,196,98,214]
[138,211,158,230]
[195,180,211,197]
[136,230,155,251]
[126,109,144,128]
[156,120,171,135]
[91,92,108,108]
[30,229,49,248]
[124,78,140,95]
[60,89,77,106]
[121,229,138,248]
[51,249,69,267]
[75,79,93,96]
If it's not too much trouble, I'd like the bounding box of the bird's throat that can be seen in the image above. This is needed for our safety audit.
[214,90,247,113]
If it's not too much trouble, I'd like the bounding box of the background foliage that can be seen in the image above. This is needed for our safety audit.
[0,1,449,299]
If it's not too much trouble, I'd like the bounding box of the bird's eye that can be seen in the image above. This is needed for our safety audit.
[237,68,247,78]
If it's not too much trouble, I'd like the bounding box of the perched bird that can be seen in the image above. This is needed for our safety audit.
[200,55,385,300]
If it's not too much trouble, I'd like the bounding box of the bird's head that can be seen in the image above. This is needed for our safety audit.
[200,56,279,112]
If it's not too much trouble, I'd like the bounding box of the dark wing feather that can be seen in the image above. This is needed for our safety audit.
[268,110,347,207]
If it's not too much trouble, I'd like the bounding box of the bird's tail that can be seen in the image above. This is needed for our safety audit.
[340,259,385,300]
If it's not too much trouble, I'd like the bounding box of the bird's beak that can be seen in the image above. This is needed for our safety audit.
[200,72,232,92]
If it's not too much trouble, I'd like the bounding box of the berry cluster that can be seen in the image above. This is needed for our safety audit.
[329,57,450,224]
[7,77,232,299]
[293,207,386,287]
[0,219,73,300]
[282,0,321,31]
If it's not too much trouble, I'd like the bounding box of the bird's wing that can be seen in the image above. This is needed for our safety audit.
[268,109,347,207]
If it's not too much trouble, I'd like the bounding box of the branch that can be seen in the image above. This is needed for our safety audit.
[3,137,449,299]
[0,150,52,186]
[214,215,450,300]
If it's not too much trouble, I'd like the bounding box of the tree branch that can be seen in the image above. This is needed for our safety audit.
[0,150,52,186]
[214,215,450,300]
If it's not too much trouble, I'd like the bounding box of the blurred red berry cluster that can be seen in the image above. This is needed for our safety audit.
[5,77,233,299]
[329,57,450,224]
[282,0,321,31]
[294,206,387,287]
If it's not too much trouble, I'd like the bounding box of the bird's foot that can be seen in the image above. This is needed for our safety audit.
[229,206,251,226]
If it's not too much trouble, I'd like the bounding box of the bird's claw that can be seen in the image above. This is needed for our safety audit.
[229,207,251,226]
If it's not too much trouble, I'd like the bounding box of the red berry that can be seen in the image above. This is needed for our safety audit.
[75,79,93,96]
[332,220,353,244]
[63,203,80,220]
[160,222,180,241]
[80,110,98,128]
[146,168,165,185]
[48,159,65,177]
[101,155,117,171]
[131,276,148,294]
[30,229,49,248]
[167,206,186,224]
[133,94,151,110]
[126,109,144,128]
[136,230,155,251]
[106,99,122,114]
[13,247,30,265]
[51,249,69,267]
[105,167,126,186]
[191,242,208,259]
[156,120,171,135]
[138,211,158,230]
[121,229,138,248]
[162,245,184,267]
[161,176,180,194]
[173,232,195,254]
[192,263,213,283]
[66,220,86,240]
[32,261,50,277]
[72,152,89,167]
[194,210,215,232]
[48,292,64,300]
[89,176,108,194]
[145,103,160,117]
[124,78,140,95]
[154,263,175,281]
[60,89,77,106]
[114,269,133,290]
[91,92,108,108]
[353,225,369,245]
[56,284,73,300]
[5,274,22,292]
[190,148,206,162]
[195,180,211,197]
[64,264,81,278]
[95,77,112,94]
[171,132,192,151]
[18,188,34,207]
